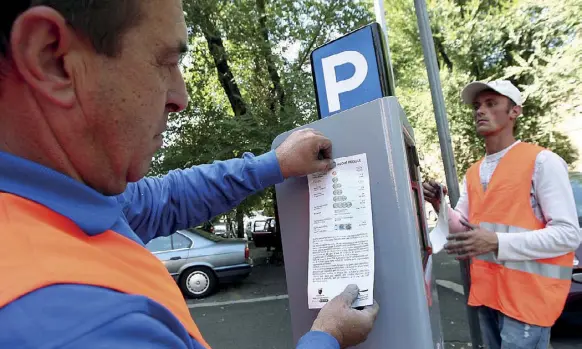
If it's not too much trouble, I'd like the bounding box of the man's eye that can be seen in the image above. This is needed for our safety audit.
[162,55,184,68]
[163,61,181,72]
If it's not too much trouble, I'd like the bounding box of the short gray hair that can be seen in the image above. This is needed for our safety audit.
[1,0,142,58]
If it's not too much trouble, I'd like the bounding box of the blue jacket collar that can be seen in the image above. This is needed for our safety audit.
[0,151,121,235]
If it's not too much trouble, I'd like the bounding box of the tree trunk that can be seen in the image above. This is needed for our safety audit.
[190,3,254,237]
[256,0,286,112]
[434,37,453,72]
[195,4,248,117]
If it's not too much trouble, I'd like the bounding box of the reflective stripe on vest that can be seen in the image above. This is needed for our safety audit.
[475,222,572,281]
[0,194,211,348]
[466,142,574,327]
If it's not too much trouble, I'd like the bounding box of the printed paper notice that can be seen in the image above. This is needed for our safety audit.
[307,153,374,309]
[429,186,449,254]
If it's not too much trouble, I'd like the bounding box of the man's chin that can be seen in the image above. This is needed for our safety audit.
[476,126,493,137]
[127,161,153,184]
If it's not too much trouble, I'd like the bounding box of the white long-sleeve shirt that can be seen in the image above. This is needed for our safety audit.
[448,141,581,261]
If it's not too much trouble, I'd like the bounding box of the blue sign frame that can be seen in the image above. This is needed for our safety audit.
[310,23,395,119]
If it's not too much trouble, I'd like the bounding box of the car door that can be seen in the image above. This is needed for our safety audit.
[146,234,191,277]
[170,233,193,270]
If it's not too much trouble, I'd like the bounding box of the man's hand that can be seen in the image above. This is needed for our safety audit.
[275,129,333,178]
[311,285,379,349]
[444,220,499,260]
[422,180,448,212]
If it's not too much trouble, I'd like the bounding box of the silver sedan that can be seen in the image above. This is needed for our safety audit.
[146,229,252,298]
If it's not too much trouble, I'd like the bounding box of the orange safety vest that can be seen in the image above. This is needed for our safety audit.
[0,193,211,348]
[466,142,573,327]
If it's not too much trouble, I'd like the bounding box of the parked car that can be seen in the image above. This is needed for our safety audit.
[199,221,214,233]
[212,222,230,238]
[252,217,281,250]
[244,213,271,241]
[146,229,252,298]
[556,172,582,329]
[198,221,232,238]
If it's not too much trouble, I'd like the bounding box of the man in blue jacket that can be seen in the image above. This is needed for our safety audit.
[0,1,379,349]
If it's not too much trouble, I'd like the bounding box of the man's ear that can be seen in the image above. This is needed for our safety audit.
[510,105,522,122]
[10,6,75,108]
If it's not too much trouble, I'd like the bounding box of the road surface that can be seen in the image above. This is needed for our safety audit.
[186,247,581,348]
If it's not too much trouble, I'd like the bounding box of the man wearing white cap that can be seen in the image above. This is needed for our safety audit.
[423,80,581,348]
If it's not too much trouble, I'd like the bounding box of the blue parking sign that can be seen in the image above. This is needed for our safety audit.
[311,23,394,119]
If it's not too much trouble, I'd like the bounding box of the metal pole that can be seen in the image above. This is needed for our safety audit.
[412,0,484,347]
[373,0,396,93]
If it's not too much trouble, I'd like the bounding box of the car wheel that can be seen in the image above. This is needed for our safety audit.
[179,267,217,299]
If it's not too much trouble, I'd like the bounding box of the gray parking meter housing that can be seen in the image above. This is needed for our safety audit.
[272,97,444,348]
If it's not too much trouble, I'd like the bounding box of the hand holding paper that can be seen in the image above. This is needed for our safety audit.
[428,185,449,254]
[444,220,499,260]
[275,128,334,178]
[312,284,379,349]
[422,180,448,212]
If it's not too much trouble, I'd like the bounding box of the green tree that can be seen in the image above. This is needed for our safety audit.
[151,0,372,234]
[383,0,581,178]
[152,0,582,233]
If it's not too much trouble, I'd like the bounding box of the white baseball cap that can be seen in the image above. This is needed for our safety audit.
[461,80,523,106]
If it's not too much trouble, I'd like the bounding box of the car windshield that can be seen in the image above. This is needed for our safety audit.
[186,228,223,242]
[571,173,582,218]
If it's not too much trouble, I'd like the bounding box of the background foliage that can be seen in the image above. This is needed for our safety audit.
[150,0,582,234]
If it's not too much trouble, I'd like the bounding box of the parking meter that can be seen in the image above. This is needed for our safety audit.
[271,23,445,348]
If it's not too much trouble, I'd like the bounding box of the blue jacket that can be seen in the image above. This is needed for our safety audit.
[0,150,338,349]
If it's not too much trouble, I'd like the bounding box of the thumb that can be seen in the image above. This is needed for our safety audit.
[315,159,335,173]
[337,284,359,306]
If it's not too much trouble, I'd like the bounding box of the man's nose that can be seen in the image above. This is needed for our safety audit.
[475,105,485,117]
[166,76,189,113]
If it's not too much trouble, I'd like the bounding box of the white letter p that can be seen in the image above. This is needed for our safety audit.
[321,51,368,113]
